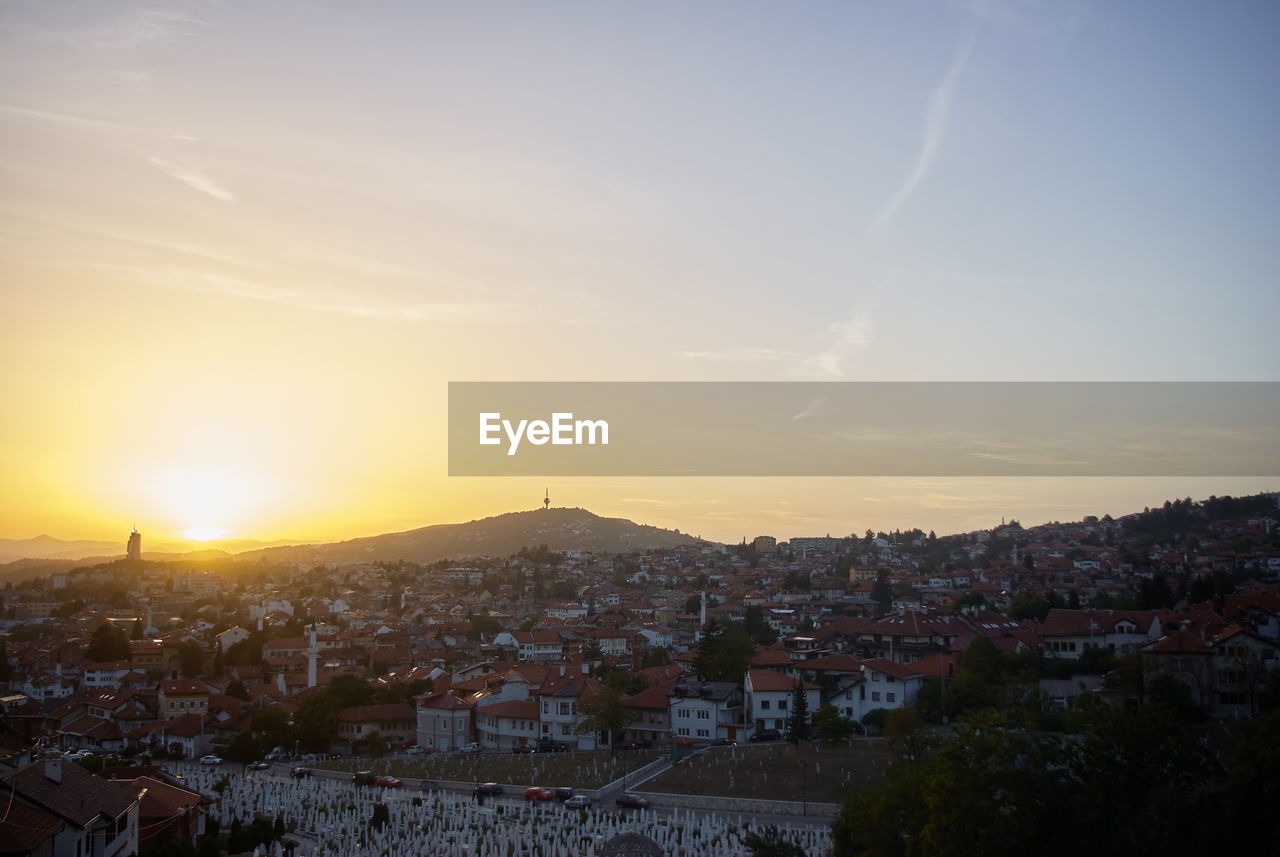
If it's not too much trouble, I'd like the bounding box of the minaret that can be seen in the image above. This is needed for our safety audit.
[127,527,141,560]
[307,625,318,689]
[543,488,550,511]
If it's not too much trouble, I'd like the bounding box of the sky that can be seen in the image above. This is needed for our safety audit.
[2,0,1277,547]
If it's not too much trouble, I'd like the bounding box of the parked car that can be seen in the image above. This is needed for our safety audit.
[473,783,503,797]
[553,787,576,802]
[352,771,376,786]
[406,746,427,756]
[564,794,592,809]
[749,730,782,743]
[615,793,650,809]
[199,755,224,766]
[524,787,554,801]
[291,767,313,779]
[247,761,270,770]
[535,740,567,753]
[711,738,738,746]
[511,744,536,754]
[458,742,482,754]
[375,776,403,788]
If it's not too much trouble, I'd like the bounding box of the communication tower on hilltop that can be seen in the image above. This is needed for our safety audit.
[543,488,550,511]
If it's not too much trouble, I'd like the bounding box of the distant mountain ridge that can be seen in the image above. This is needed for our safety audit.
[233,507,704,565]
[0,535,125,564]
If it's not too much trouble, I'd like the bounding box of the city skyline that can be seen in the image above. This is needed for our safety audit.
[2,1,1277,545]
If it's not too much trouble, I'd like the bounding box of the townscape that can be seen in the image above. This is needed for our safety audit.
[2,493,1279,856]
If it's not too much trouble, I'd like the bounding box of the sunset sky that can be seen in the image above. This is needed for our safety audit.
[2,1,1277,547]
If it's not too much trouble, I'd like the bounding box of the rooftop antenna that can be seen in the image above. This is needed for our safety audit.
[543,487,550,511]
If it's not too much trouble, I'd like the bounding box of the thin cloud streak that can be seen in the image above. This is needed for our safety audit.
[85,263,529,325]
[871,22,978,233]
[147,157,236,202]
[684,307,874,379]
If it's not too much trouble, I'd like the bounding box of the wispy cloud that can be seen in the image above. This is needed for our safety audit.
[871,22,978,233]
[147,156,236,202]
[93,6,212,52]
[684,307,875,379]
[86,263,525,325]
[0,102,122,131]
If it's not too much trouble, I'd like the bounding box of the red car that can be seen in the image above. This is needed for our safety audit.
[375,776,403,788]
[523,787,554,801]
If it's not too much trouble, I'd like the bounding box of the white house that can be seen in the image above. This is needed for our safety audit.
[667,679,747,743]
[475,699,541,749]
[849,659,926,721]
[743,669,819,736]
[415,691,473,753]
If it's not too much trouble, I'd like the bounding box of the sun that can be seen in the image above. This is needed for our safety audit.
[152,464,264,543]
[183,526,230,542]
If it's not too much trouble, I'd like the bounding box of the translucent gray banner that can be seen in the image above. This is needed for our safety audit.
[448,382,1279,476]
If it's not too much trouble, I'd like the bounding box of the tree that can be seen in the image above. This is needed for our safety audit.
[173,640,204,678]
[295,695,341,752]
[785,680,811,743]
[574,685,630,752]
[466,613,502,641]
[692,621,755,684]
[812,704,857,743]
[326,674,373,709]
[131,619,143,640]
[742,827,806,857]
[871,570,893,609]
[741,605,778,646]
[0,640,12,685]
[85,622,130,663]
[369,803,389,831]
[224,730,263,764]
[225,678,250,701]
[252,706,294,749]
[363,729,387,760]
[642,647,671,668]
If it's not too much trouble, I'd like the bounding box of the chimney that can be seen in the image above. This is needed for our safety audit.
[45,758,62,783]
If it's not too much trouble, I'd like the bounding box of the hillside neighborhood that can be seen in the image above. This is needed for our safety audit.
[2,494,1279,855]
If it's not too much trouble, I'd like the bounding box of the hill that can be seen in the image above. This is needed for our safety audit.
[233,507,704,564]
[0,535,123,564]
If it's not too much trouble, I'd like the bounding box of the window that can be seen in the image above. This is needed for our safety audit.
[761,700,770,709]
[697,710,709,720]
[778,699,787,710]
[558,702,572,716]
[678,708,690,718]
[886,693,896,703]
[871,692,880,701]
[561,725,571,736]
[696,728,709,737]
[677,727,689,736]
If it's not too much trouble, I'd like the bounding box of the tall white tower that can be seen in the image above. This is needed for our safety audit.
[306,625,318,689]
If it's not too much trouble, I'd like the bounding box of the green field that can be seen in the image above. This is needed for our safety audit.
[641,742,890,805]
[314,748,665,790]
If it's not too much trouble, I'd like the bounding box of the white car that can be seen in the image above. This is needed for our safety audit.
[458,743,482,754]
[199,755,224,766]
[564,794,592,809]
[406,746,427,755]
